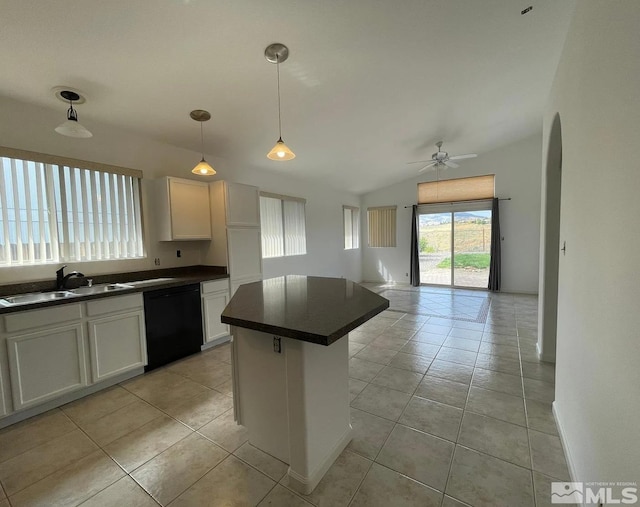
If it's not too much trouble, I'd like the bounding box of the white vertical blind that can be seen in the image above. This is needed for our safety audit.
[259,193,307,258]
[0,155,144,266]
[260,196,284,258]
[284,200,306,256]
[367,206,397,247]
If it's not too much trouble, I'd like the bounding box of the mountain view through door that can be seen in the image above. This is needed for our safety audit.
[419,209,492,288]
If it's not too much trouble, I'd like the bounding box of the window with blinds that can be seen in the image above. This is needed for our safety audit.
[417,174,495,204]
[367,206,397,247]
[343,205,359,250]
[0,149,144,266]
[259,192,307,258]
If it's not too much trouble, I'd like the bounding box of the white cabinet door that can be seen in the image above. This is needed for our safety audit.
[169,178,212,240]
[88,310,147,383]
[203,293,230,343]
[227,227,262,281]
[7,324,87,410]
[0,361,7,417]
[225,182,260,227]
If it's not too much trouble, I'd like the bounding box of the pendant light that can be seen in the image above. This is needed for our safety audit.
[265,43,295,161]
[55,90,92,138]
[190,109,216,176]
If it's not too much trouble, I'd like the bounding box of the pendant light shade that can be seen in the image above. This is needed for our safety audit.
[190,110,216,176]
[267,137,296,161]
[265,43,295,161]
[55,90,92,138]
[192,158,216,176]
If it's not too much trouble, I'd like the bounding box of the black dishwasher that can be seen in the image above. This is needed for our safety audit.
[143,284,203,371]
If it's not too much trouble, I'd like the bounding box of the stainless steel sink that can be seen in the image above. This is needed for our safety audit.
[70,283,134,295]
[0,291,78,306]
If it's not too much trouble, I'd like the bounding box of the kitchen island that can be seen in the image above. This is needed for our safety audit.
[221,275,388,494]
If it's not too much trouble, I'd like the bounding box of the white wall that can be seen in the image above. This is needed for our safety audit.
[0,96,361,285]
[360,134,542,293]
[545,0,640,484]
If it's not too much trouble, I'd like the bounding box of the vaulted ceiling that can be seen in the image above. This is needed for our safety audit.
[0,0,575,194]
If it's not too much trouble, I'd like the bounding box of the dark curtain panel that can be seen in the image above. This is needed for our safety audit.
[410,205,420,287]
[488,197,501,291]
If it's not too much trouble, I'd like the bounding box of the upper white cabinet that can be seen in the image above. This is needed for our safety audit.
[225,183,260,227]
[204,181,262,285]
[155,177,212,241]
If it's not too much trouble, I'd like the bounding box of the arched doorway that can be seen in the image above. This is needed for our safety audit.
[537,113,563,362]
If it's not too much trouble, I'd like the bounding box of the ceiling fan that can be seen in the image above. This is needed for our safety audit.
[407,141,477,173]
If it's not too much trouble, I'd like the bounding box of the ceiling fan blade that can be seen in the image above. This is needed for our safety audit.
[448,153,477,161]
[418,162,437,173]
[406,160,434,165]
[444,161,459,168]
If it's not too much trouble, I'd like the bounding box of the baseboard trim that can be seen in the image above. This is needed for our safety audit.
[201,335,231,350]
[552,401,579,485]
[286,424,353,495]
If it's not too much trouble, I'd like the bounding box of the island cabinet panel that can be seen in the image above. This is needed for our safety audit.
[234,327,351,493]
[7,323,87,410]
[88,310,147,382]
[155,177,212,241]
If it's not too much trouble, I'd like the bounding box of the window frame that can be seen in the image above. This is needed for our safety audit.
[259,191,307,259]
[0,145,145,267]
[343,205,360,250]
[367,205,397,248]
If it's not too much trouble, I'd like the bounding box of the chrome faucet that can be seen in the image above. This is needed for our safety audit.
[56,265,85,290]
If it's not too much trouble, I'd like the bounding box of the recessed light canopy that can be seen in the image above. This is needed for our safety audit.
[54,90,92,138]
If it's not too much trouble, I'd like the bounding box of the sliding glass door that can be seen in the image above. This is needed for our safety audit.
[418,203,492,288]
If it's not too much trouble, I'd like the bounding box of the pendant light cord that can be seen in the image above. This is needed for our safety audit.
[200,121,205,159]
[276,56,282,139]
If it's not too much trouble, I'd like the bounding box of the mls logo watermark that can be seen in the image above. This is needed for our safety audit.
[551,482,583,503]
[552,482,638,504]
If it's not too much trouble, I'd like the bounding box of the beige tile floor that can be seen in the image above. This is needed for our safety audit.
[0,288,571,507]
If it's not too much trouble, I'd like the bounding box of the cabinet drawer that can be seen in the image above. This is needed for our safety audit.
[202,279,229,295]
[5,303,83,333]
[86,294,143,316]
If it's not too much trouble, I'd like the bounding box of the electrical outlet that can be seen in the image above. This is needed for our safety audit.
[176,250,181,258]
[154,258,160,266]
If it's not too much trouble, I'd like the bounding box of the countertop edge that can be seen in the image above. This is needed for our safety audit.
[222,298,389,346]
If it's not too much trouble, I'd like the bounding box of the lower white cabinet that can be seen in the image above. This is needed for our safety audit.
[7,323,87,411]
[0,362,6,417]
[203,293,229,343]
[88,310,146,382]
[201,279,231,344]
[1,293,147,419]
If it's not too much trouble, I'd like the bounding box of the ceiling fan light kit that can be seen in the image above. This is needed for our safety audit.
[407,141,477,173]
[190,109,216,176]
[265,43,296,161]
[54,89,92,138]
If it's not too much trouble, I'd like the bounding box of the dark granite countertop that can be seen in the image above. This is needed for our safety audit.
[221,275,389,346]
[0,265,228,315]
